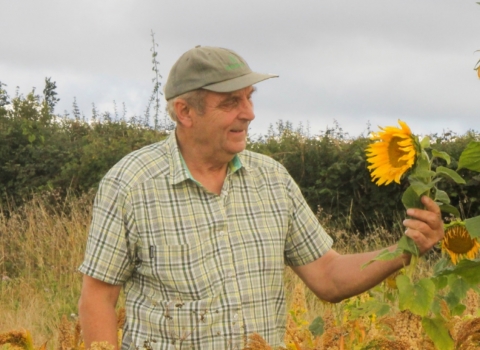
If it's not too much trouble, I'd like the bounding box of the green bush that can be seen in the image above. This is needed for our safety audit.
[0,86,166,208]
[1,82,478,234]
[248,121,480,233]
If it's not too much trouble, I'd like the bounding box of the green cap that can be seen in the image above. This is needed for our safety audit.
[165,46,278,100]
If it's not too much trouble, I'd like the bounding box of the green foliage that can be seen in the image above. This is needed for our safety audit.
[145,30,174,131]
[0,82,166,208]
[458,141,480,172]
[431,132,480,220]
[1,84,479,237]
[42,77,59,113]
[308,316,324,337]
[0,89,62,205]
[397,275,435,317]
[421,317,454,350]
[466,216,480,238]
[402,186,424,212]
[0,82,9,107]
[362,125,480,347]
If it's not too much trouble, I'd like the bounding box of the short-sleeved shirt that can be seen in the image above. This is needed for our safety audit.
[79,131,333,350]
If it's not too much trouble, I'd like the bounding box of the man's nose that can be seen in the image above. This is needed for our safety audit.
[239,97,255,121]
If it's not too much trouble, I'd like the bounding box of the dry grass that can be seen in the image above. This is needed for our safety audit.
[0,191,93,349]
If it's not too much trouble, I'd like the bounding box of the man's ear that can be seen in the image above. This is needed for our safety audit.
[174,99,193,127]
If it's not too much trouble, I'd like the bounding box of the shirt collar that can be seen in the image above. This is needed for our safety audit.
[167,131,246,185]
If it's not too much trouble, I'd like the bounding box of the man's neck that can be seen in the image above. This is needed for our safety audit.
[176,131,232,195]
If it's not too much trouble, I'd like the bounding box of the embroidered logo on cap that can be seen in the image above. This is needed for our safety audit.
[225,55,245,71]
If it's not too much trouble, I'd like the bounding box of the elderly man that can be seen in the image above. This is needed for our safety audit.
[78,46,444,349]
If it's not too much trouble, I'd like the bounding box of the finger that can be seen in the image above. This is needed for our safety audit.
[404,228,428,254]
[421,196,441,216]
[405,211,442,232]
[403,218,430,233]
[406,198,442,229]
[406,197,440,218]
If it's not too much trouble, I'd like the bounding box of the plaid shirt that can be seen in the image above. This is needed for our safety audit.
[79,132,333,350]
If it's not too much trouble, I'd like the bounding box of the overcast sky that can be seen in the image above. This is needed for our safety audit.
[1,0,479,138]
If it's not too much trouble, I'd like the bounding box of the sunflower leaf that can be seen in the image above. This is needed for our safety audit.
[444,291,460,311]
[408,177,440,196]
[430,299,442,316]
[411,169,436,179]
[397,276,435,316]
[398,235,420,256]
[434,189,450,204]
[438,203,460,217]
[451,303,466,316]
[457,141,480,172]
[402,186,423,209]
[465,216,480,239]
[421,316,454,350]
[416,152,431,171]
[308,316,325,337]
[433,258,450,276]
[435,166,466,184]
[431,149,451,165]
[361,249,402,268]
[432,275,448,290]
[408,179,431,196]
[346,298,391,319]
[434,259,480,286]
[449,276,469,301]
[420,136,431,149]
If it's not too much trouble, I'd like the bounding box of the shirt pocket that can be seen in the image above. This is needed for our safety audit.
[139,241,223,301]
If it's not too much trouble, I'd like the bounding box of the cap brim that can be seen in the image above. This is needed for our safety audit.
[202,72,278,93]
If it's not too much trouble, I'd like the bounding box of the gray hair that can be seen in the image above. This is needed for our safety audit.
[166,89,208,122]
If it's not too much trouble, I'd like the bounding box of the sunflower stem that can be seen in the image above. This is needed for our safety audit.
[406,254,419,280]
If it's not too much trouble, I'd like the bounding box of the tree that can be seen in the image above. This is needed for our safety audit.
[43,77,60,113]
[0,81,9,107]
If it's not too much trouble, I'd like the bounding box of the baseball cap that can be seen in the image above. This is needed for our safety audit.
[165,46,278,100]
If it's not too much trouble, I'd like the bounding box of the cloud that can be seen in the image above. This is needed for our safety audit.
[1,0,479,137]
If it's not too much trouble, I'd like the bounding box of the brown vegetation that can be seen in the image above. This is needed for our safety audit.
[1,193,479,350]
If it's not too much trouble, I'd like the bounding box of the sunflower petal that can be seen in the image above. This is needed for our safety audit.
[365,120,417,186]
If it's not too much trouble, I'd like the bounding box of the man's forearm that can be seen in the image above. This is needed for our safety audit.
[326,245,409,302]
[293,246,410,303]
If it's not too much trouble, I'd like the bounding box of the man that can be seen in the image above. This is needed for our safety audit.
[78,46,444,350]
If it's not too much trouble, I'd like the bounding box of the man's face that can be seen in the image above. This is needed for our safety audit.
[190,86,256,159]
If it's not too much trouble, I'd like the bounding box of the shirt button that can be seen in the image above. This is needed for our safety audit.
[219,231,225,236]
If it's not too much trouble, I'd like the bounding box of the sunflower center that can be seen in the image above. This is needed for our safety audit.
[387,137,408,168]
[445,228,475,254]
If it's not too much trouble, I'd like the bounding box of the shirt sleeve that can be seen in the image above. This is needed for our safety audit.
[78,176,135,285]
[284,174,333,267]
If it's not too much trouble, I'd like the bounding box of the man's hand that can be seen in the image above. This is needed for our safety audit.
[403,196,445,256]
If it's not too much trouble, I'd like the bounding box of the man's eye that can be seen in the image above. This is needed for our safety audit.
[221,98,239,108]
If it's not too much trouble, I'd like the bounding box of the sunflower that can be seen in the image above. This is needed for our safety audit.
[441,221,480,265]
[366,120,417,186]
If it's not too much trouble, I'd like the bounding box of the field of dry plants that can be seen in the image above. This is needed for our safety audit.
[1,192,479,350]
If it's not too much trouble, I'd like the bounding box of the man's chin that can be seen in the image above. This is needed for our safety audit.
[227,142,247,155]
